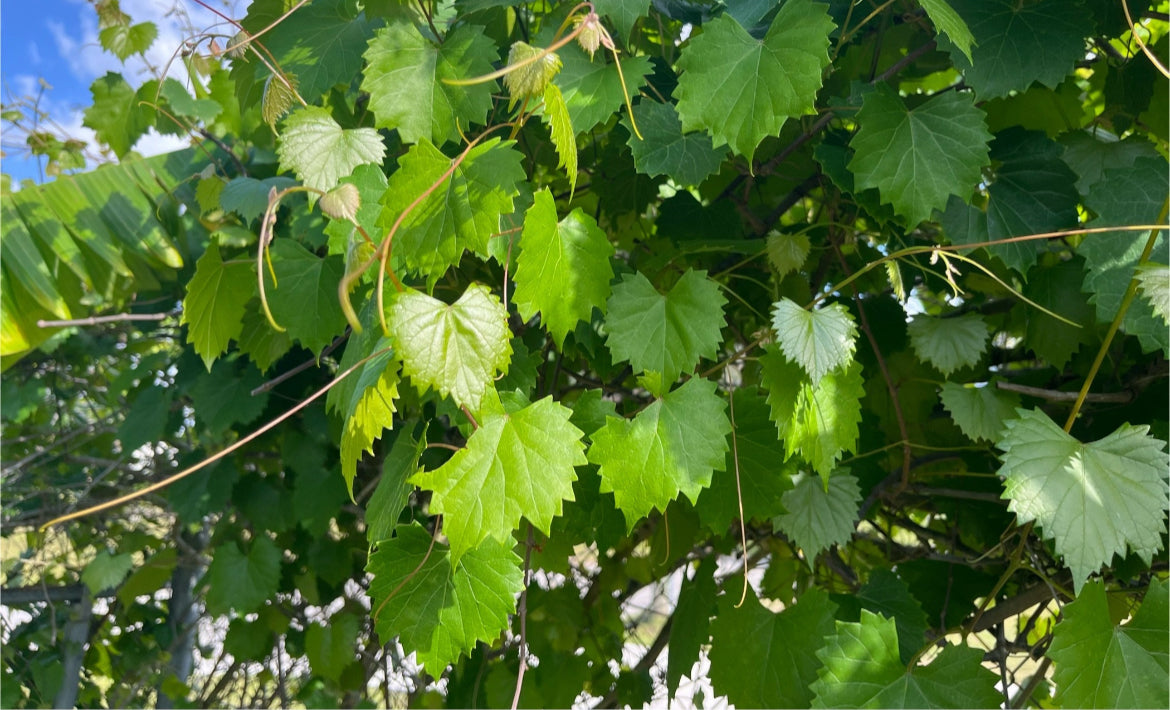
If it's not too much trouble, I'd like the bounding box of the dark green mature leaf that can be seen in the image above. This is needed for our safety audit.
[710,585,837,708]
[940,382,1019,443]
[306,613,360,682]
[604,270,727,387]
[675,0,834,163]
[775,471,861,563]
[554,44,652,132]
[189,361,269,436]
[362,23,497,145]
[82,551,134,595]
[366,425,426,544]
[182,242,256,369]
[588,377,731,528]
[513,189,614,346]
[624,101,727,186]
[946,0,1092,99]
[264,239,347,355]
[1049,579,1169,709]
[593,0,650,42]
[277,107,386,192]
[839,569,930,665]
[918,0,975,62]
[907,313,989,376]
[368,524,523,673]
[1059,131,1161,196]
[849,87,992,226]
[1023,258,1095,369]
[84,72,149,158]
[811,611,1002,708]
[997,408,1170,592]
[204,536,282,616]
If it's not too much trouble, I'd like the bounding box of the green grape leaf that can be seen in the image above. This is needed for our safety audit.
[1022,258,1095,369]
[159,79,222,124]
[588,377,731,528]
[667,557,718,696]
[542,82,578,196]
[1048,579,1169,709]
[99,22,157,61]
[766,231,811,278]
[262,73,298,131]
[276,106,386,192]
[1058,131,1160,196]
[771,297,858,386]
[367,524,523,673]
[946,0,1092,99]
[675,0,834,163]
[238,303,293,373]
[996,408,1170,592]
[263,240,347,356]
[776,471,861,564]
[709,585,837,708]
[388,284,512,414]
[1136,263,1170,326]
[593,0,650,42]
[220,177,299,224]
[361,23,497,145]
[759,349,864,481]
[306,613,360,682]
[181,242,256,370]
[83,72,149,158]
[366,425,426,545]
[380,138,524,283]
[555,45,653,132]
[413,396,585,561]
[624,101,727,186]
[811,611,1002,708]
[838,569,931,665]
[918,0,975,62]
[332,332,398,498]
[204,536,282,616]
[504,42,562,105]
[513,189,614,346]
[940,382,1020,444]
[849,87,992,226]
[82,551,134,595]
[907,313,989,376]
[189,362,270,437]
[604,270,727,386]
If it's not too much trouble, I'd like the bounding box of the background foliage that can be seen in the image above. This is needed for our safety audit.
[2,0,1168,707]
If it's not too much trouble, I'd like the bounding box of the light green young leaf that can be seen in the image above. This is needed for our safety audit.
[775,471,861,564]
[328,325,398,498]
[505,42,561,105]
[766,231,810,278]
[413,396,586,561]
[849,88,992,226]
[543,82,577,196]
[368,524,523,673]
[996,408,1170,592]
[361,23,497,145]
[605,270,727,386]
[588,377,731,528]
[513,189,614,346]
[99,22,157,61]
[811,611,1002,708]
[82,551,134,595]
[182,242,256,370]
[624,101,727,186]
[1048,579,1169,709]
[276,106,385,192]
[388,284,512,414]
[83,72,150,158]
[939,382,1019,443]
[675,0,834,163]
[264,239,347,355]
[907,313,989,376]
[204,536,282,616]
[1136,263,1170,326]
[771,297,858,386]
[918,0,975,62]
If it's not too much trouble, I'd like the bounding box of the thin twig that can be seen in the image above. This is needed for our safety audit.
[511,525,535,710]
[37,313,169,328]
[995,380,1132,404]
[250,329,350,396]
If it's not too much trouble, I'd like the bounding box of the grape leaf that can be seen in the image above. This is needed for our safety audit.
[907,313,989,376]
[82,551,134,595]
[366,424,426,545]
[766,231,810,278]
[1058,131,1160,196]
[940,382,1020,444]
[1022,258,1095,369]
[367,524,523,673]
[99,22,157,61]
[918,0,975,62]
[604,270,727,387]
[554,45,652,132]
[1048,579,1169,709]
[204,536,282,616]
[264,240,347,355]
[361,22,497,145]
[380,138,524,283]
[542,82,578,196]
[836,569,930,665]
[709,585,837,708]
[771,297,858,387]
[675,0,834,163]
[182,242,256,370]
[276,106,386,192]
[1136,263,1170,326]
[624,101,727,186]
[83,72,150,158]
[237,303,293,373]
[306,613,360,682]
[412,396,586,561]
[848,87,992,226]
[588,377,731,528]
[667,557,718,697]
[220,177,299,224]
[327,322,398,497]
[811,611,1002,708]
[776,471,861,564]
[996,408,1170,592]
[189,362,270,437]
[946,0,1092,99]
[593,0,650,42]
[388,284,512,414]
[513,189,615,346]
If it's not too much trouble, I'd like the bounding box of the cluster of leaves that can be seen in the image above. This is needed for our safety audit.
[2,0,1168,708]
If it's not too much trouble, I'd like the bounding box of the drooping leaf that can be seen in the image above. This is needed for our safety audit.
[83,72,150,158]
[996,408,1170,592]
[848,87,992,226]
[939,382,1020,444]
[388,284,512,414]
[766,231,811,278]
[367,524,523,673]
[362,22,497,145]
[204,536,282,616]
[276,106,386,192]
[264,239,347,355]
[624,101,727,186]
[542,82,578,195]
[771,297,858,387]
[513,189,614,346]
[1048,579,1169,709]
[329,325,398,497]
[604,270,727,387]
[776,471,861,564]
[588,377,731,528]
[675,0,834,163]
[181,242,256,370]
[99,21,157,61]
[918,0,975,62]
[907,313,989,376]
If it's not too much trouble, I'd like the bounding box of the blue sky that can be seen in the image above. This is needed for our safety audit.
[2,0,243,184]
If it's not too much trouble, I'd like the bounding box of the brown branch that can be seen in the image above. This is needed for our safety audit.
[250,329,350,396]
[995,380,1133,404]
[37,312,170,328]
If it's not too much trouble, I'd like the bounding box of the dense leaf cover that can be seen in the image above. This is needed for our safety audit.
[1,0,1167,708]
